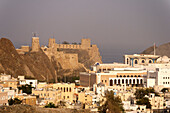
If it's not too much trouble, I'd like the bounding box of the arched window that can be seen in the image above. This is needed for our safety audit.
[131,75,133,77]
[64,87,65,92]
[127,75,129,77]
[114,79,117,84]
[127,58,129,64]
[137,79,139,84]
[138,75,141,77]
[120,75,122,77]
[110,79,113,86]
[117,75,118,77]
[118,79,120,84]
[142,60,145,63]
[129,79,132,84]
[149,60,152,63]
[123,75,126,77]
[133,79,135,84]
[140,79,143,84]
[135,75,137,77]
[135,60,138,64]
[122,79,124,84]
[126,79,128,84]
[67,87,68,92]
[70,88,71,92]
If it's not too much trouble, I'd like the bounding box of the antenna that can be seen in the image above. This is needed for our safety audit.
[154,43,156,55]
[32,32,37,37]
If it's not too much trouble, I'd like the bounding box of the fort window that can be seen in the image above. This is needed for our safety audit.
[127,75,129,77]
[70,88,71,92]
[102,80,103,82]
[131,75,133,77]
[120,75,122,77]
[149,60,152,63]
[123,75,126,77]
[135,75,137,77]
[133,79,135,84]
[137,79,139,84]
[67,87,68,92]
[105,80,107,83]
[117,75,118,77]
[64,88,65,92]
[138,75,141,77]
[135,60,138,64]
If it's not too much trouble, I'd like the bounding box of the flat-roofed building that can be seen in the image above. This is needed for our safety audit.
[32,88,61,105]
[52,83,75,103]
[0,92,8,106]
[80,67,147,87]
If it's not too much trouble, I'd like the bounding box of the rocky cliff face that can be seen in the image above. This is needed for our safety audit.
[0,38,57,82]
[141,42,170,57]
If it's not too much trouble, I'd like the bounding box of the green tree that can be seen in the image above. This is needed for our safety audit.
[99,91,124,113]
[161,88,169,93]
[8,98,22,105]
[135,88,159,99]
[44,102,56,108]
[72,42,77,45]
[136,97,151,108]
[18,84,33,94]
[62,41,69,44]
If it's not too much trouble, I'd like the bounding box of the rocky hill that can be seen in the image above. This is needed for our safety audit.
[0,38,57,82]
[141,42,170,57]
[0,105,93,113]
[0,38,102,81]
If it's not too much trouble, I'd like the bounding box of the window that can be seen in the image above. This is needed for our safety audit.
[102,80,103,82]
[142,60,145,63]
[127,75,129,77]
[135,60,138,64]
[149,60,152,63]
[70,88,71,92]
[131,75,133,77]
[123,75,126,77]
[67,96,69,98]
[105,80,107,83]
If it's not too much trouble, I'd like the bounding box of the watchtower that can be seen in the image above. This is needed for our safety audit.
[48,38,56,48]
[81,38,91,49]
[31,36,40,52]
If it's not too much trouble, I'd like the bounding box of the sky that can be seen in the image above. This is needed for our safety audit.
[0,0,170,63]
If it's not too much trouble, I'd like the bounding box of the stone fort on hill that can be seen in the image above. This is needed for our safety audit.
[16,37,98,53]
[16,36,102,76]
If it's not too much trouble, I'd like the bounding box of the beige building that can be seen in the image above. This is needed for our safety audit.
[0,92,8,106]
[15,94,36,106]
[32,88,61,105]
[52,83,75,103]
[80,67,147,87]
[149,93,164,110]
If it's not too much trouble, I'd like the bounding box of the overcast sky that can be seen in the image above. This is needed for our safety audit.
[0,0,170,62]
